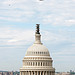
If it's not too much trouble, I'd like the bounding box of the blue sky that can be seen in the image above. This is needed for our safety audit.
[0,0,75,72]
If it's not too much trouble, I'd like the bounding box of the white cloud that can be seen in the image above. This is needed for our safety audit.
[65,19,75,26]
[0,0,75,26]
[42,30,75,45]
[0,27,74,48]
[3,0,27,5]
[0,27,34,47]
[0,0,35,22]
[53,47,75,56]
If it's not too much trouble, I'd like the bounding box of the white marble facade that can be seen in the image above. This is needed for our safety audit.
[20,24,55,75]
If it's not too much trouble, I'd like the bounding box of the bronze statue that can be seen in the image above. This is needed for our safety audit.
[36,24,40,34]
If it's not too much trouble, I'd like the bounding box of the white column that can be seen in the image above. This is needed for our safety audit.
[43,71,44,75]
[27,72,28,75]
[40,71,41,75]
[22,72,24,75]
[31,71,33,75]
[37,71,38,75]
[31,71,32,75]
[25,72,27,75]
[34,71,36,75]
[25,72,26,75]
[24,72,25,75]
[52,72,53,75]
[34,71,35,75]
[30,71,31,75]
[46,71,47,75]
[35,71,37,75]
[28,71,30,75]
[20,72,21,75]
[29,71,30,75]
[21,72,23,75]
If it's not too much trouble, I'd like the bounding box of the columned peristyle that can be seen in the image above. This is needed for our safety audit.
[20,71,55,75]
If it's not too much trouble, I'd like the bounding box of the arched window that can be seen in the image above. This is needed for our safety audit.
[29,62,30,66]
[48,62,49,66]
[38,52,39,54]
[34,52,35,54]
[32,52,33,54]
[36,62,37,66]
[43,62,45,66]
[46,62,47,66]
[31,62,32,66]
[33,62,34,66]
[38,62,40,66]
[27,61,28,66]
[46,52,47,54]
[36,52,37,54]
[41,62,42,66]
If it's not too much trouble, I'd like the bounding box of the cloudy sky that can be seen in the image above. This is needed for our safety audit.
[0,0,75,72]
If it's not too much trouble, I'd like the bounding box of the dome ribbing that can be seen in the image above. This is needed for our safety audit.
[25,44,50,56]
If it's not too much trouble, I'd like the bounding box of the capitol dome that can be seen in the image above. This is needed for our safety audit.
[25,26,50,57]
[26,44,50,56]
[20,24,55,75]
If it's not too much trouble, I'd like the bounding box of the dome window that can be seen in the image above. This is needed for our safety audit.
[36,52,37,54]
[38,62,40,66]
[34,52,35,54]
[38,52,39,54]
[36,62,37,66]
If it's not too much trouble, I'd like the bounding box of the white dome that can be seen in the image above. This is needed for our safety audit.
[25,25,50,57]
[27,44,48,52]
[20,24,55,74]
[25,43,50,56]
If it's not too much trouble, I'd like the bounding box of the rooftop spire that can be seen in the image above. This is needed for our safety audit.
[34,24,42,44]
[36,24,40,34]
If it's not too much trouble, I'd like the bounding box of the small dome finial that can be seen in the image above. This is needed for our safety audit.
[36,24,40,34]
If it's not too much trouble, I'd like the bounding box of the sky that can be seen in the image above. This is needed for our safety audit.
[0,0,75,72]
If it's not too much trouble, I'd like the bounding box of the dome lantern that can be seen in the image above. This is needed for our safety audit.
[36,24,40,34]
[34,24,42,44]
